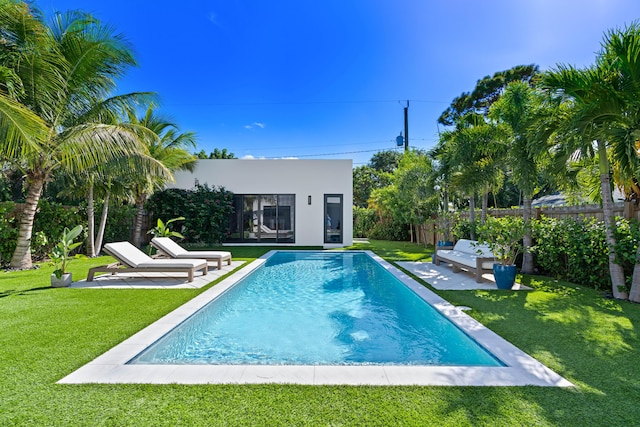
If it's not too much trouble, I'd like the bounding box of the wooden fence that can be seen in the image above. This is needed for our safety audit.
[415,201,638,247]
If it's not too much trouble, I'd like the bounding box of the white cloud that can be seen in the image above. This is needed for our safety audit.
[208,12,222,28]
[244,122,265,130]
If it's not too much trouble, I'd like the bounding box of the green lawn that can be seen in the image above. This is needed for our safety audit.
[1,241,638,426]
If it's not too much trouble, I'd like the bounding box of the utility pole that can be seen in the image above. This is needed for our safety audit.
[403,100,409,152]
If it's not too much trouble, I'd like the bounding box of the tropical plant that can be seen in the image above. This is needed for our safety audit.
[540,22,640,301]
[49,225,84,278]
[195,148,236,159]
[147,216,185,239]
[0,2,156,269]
[125,104,197,247]
[489,82,550,274]
[477,216,526,266]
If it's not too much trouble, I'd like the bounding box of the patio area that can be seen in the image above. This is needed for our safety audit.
[397,261,531,291]
[71,261,246,289]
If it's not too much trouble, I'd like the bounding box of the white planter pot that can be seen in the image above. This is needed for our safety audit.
[51,273,72,288]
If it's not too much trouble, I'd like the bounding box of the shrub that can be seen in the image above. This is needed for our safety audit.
[531,216,610,290]
[146,185,235,244]
[0,202,18,265]
[32,200,85,260]
[353,207,378,238]
[368,218,409,241]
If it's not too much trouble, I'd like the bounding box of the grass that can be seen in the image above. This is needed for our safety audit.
[0,240,638,426]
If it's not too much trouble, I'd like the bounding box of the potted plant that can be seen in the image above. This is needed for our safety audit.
[477,216,526,289]
[49,225,84,287]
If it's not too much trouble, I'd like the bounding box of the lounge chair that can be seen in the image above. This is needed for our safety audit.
[87,241,208,282]
[151,237,232,270]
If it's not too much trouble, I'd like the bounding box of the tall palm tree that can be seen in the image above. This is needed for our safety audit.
[439,114,506,234]
[489,82,548,275]
[0,2,154,268]
[541,56,633,299]
[126,105,197,247]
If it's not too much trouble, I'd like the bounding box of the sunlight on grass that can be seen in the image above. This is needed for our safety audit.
[1,241,639,426]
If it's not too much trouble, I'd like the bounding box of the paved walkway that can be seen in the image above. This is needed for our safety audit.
[71,261,245,289]
[397,261,531,290]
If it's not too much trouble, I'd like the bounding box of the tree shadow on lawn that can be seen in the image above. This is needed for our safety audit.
[0,286,54,298]
[441,279,640,425]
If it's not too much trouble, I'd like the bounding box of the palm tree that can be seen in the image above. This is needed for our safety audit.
[489,82,548,275]
[541,49,633,299]
[438,114,506,236]
[126,105,197,247]
[0,2,154,268]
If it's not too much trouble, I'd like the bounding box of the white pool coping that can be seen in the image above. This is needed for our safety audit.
[59,250,573,387]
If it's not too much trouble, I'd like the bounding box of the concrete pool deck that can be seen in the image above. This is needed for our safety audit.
[59,251,572,387]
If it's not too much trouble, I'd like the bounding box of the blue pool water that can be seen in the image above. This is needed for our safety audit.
[130,251,503,366]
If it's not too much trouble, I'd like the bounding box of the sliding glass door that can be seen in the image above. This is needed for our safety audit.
[227,194,295,243]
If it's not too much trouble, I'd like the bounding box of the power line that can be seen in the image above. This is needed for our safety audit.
[265,148,402,158]
[166,98,450,107]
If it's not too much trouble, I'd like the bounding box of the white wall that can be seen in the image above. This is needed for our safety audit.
[169,159,353,247]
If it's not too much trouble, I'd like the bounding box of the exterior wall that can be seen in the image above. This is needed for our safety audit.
[169,159,353,247]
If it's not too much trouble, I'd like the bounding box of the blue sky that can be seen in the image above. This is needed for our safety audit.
[35,0,640,166]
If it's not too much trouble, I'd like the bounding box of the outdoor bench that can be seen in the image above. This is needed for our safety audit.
[435,238,495,283]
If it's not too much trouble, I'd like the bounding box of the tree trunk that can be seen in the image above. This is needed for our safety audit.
[628,247,640,302]
[597,140,627,299]
[132,194,146,248]
[95,191,110,255]
[521,194,535,274]
[87,183,96,257]
[10,177,44,269]
[469,194,476,240]
[481,190,488,224]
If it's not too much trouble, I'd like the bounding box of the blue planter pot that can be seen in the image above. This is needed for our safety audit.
[493,263,517,290]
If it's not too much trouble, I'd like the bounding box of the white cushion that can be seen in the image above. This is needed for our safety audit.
[152,237,231,259]
[104,241,153,267]
[138,259,207,268]
[104,241,206,268]
[453,239,494,257]
[437,250,494,270]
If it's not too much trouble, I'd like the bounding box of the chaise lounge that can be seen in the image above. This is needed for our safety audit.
[150,237,232,270]
[87,241,208,282]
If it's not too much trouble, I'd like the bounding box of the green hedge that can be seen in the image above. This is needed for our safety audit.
[531,217,611,290]
[0,200,138,265]
[146,185,234,244]
[445,215,639,291]
[353,207,378,238]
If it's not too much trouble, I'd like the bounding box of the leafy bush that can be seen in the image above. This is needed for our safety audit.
[451,215,477,240]
[477,216,526,265]
[368,218,409,241]
[613,218,640,290]
[353,207,378,238]
[32,200,85,260]
[531,216,610,290]
[146,185,235,244]
[76,202,137,244]
[0,202,18,265]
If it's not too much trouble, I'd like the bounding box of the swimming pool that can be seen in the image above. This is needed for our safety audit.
[59,250,573,386]
[130,251,502,366]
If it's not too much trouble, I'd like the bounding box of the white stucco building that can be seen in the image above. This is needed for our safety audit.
[169,159,353,247]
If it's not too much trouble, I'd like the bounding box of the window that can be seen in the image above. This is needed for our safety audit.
[226,194,295,243]
[324,194,343,244]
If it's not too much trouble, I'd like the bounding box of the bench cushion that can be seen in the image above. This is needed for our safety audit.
[453,239,494,257]
[437,249,495,270]
[137,259,208,269]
